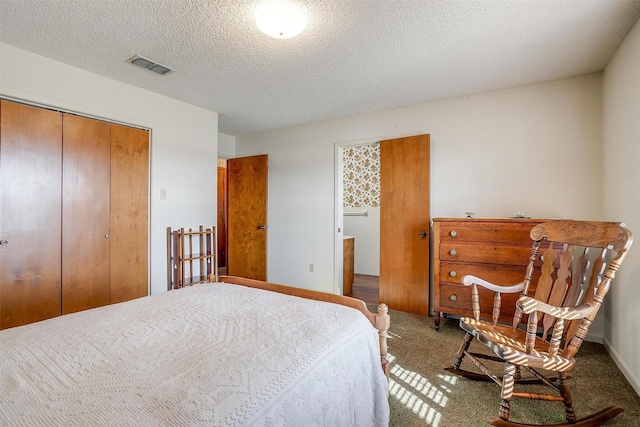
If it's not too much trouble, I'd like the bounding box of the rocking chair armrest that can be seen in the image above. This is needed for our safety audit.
[461,275,525,294]
[516,296,596,320]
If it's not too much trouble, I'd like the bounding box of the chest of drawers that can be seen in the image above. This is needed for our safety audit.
[432,218,547,330]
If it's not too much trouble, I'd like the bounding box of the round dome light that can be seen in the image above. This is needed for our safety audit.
[255,2,307,39]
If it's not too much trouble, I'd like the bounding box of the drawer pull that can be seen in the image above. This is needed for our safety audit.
[449,249,457,256]
[450,295,457,302]
[449,270,457,277]
[450,230,457,237]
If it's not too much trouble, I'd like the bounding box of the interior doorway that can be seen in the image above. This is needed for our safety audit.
[335,138,381,302]
[226,154,268,281]
[217,158,228,276]
[340,142,381,304]
[335,134,431,316]
[217,155,268,281]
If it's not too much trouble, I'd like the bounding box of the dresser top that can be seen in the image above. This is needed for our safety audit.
[432,217,552,223]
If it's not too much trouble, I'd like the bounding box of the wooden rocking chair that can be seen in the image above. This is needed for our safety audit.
[444,220,633,427]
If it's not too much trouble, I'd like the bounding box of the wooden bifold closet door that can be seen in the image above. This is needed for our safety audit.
[109,124,149,304]
[0,100,63,329]
[0,100,149,328]
[62,114,111,314]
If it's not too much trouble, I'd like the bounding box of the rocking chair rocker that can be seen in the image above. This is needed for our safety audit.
[444,220,632,427]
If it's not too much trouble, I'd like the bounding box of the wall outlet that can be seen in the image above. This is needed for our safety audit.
[309,263,314,273]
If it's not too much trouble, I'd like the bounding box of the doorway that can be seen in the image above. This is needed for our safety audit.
[335,134,430,316]
[226,154,268,281]
[340,142,382,304]
[217,158,228,276]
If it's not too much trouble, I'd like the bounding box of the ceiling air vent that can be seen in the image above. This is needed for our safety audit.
[127,55,174,75]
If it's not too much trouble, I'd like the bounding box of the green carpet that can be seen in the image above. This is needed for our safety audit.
[378,308,640,427]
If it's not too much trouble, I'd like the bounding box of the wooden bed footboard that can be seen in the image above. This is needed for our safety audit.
[215,275,391,378]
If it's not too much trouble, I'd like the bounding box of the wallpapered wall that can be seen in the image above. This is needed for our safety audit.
[342,144,380,207]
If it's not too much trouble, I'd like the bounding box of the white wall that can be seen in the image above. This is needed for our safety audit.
[236,74,604,300]
[0,43,219,296]
[602,18,640,395]
[344,207,380,275]
[218,132,236,158]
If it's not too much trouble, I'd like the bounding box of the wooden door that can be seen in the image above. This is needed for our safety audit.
[62,114,111,314]
[217,165,227,268]
[109,124,149,304]
[227,155,268,280]
[379,134,430,315]
[0,100,62,329]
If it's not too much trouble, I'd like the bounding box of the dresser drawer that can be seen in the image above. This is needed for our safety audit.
[432,218,552,330]
[438,224,535,244]
[438,263,540,288]
[438,283,522,321]
[439,242,532,266]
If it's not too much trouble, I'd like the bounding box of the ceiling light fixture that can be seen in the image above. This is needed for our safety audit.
[255,2,307,39]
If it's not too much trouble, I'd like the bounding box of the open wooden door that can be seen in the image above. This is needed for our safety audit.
[227,155,268,280]
[379,134,430,316]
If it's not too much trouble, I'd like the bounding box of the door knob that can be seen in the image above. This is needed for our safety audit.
[258,225,267,230]
[105,233,110,239]
[419,231,427,238]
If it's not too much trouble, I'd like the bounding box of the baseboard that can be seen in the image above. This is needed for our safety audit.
[603,336,640,397]
[585,331,603,343]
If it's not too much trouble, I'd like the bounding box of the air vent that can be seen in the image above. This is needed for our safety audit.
[127,55,174,75]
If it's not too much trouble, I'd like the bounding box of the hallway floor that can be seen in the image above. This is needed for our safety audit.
[346,274,379,305]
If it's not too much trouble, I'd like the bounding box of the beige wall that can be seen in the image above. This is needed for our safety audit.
[236,74,604,297]
[603,18,640,395]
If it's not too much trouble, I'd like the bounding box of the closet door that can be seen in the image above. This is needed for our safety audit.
[109,124,149,303]
[62,114,111,314]
[0,100,62,329]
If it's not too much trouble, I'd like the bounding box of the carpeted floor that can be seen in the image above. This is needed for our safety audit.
[378,307,640,427]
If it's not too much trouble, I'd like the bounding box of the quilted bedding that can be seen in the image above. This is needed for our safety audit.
[0,283,389,426]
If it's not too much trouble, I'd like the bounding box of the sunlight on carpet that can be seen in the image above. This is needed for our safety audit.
[388,353,460,426]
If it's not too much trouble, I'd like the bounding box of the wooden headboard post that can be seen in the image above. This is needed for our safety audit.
[376,303,390,377]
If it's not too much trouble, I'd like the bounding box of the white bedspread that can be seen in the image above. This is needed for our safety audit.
[0,283,389,426]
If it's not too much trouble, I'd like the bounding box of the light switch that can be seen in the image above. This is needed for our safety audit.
[160,189,167,200]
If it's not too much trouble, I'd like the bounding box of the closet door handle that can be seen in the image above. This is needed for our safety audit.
[105,233,110,239]
[419,231,427,238]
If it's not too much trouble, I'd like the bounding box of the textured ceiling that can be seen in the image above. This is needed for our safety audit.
[1,0,639,135]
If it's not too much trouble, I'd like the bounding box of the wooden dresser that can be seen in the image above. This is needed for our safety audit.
[432,218,548,330]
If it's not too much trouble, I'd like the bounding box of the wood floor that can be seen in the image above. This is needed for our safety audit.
[346,274,379,304]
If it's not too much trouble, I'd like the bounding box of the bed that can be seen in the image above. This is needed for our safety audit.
[0,275,390,426]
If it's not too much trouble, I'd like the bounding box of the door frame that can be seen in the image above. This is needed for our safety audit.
[333,137,381,295]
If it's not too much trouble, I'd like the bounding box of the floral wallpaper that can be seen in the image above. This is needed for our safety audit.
[343,144,380,207]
